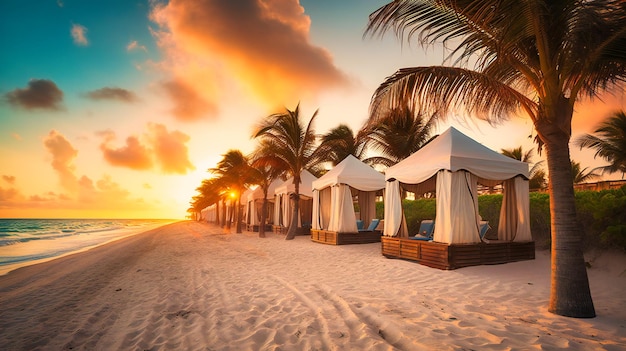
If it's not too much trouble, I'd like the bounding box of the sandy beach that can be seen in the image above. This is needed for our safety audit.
[1,221,625,350]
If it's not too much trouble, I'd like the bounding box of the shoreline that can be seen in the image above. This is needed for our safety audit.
[0,219,178,276]
[1,221,625,350]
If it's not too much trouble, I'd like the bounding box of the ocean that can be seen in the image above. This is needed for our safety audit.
[0,218,176,275]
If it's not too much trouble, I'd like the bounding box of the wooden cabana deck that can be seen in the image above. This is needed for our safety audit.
[311,229,382,245]
[381,236,535,270]
[272,225,311,235]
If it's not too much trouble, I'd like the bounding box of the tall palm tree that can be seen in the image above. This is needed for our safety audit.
[362,105,436,167]
[252,103,320,240]
[210,150,255,233]
[571,160,601,184]
[501,146,547,190]
[366,0,626,318]
[316,124,367,166]
[249,150,285,238]
[575,110,626,178]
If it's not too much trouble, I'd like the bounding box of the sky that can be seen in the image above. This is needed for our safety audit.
[1,0,624,219]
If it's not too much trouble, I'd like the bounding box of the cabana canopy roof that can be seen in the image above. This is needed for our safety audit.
[385,127,529,183]
[312,155,385,191]
[275,170,318,197]
[247,179,282,201]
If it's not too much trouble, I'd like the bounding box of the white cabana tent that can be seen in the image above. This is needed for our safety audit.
[384,127,531,244]
[245,180,281,229]
[274,170,318,230]
[312,155,385,233]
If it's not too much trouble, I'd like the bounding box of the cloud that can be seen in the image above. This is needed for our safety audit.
[5,79,64,110]
[161,79,218,121]
[84,87,139,103]
[99,132,153,170]
[43,130,79,192]
[2,175,16,184]
[97,124,195,174]
[36,130,151,212]
[147,123,196,174]
[127,40,148,52]
[71,23,89,46]
[149,0,350,118]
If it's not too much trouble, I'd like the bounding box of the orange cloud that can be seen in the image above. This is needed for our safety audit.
[99,134,153,170]
[573,91,626,135]
[2,175,16,184]
[71,23,89,46]
[161,79,218,121]
[43,130,78,192]
[85,87,139,103]
[127,40,148,52]
[5,79,64,110]
[147,123,195,174]
[97,124,195,174]
[150,0,350,118]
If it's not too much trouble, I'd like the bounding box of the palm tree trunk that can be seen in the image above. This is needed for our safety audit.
[285,179,300,240]
[540,118,596,318]
[259,195,267,238]
[236,196,243,233]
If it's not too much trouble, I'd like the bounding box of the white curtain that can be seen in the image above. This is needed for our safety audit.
[358,191,377,228]
[312,190,321,230]
[328,184,358,232]
[435,170,479,243]
[498,176,532,241]
[384,180,402,237]
[320,187,332,230]
[274,195,282,226]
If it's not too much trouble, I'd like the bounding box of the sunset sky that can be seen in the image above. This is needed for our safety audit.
[1,0,624,219]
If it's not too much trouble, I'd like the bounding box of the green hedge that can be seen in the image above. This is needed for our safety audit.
[375,185,626,251]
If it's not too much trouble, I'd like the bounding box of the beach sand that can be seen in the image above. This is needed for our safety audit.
[1,221,624,350]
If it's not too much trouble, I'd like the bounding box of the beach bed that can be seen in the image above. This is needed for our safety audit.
[310,229,382,245]
[381,236,535,270]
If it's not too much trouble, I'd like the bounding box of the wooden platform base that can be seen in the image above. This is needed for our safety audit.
[311,229,382,245]
[381,236,535,270]
[273,225,311,235]
[246,224,272,232]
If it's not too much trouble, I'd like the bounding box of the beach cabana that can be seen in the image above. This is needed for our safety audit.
[382,127,535,269]
[311,155,385,245]
[273,170,318,235]
[245,180,281,232]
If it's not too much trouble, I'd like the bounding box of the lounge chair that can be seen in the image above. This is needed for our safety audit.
[358,218,380,232]
[356,220,364,230]
[410,219,435,241]
[479,221,491,240]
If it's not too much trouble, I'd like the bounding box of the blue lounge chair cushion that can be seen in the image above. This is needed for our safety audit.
[358,218,380,232]
[356,220,364,230]
[479,221,491,239]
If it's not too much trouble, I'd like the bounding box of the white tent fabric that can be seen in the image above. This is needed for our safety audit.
[312,155,386,192]
[246,180,281,226]
[385,127,529,184]
[274,171,318,227]
[384,127,530,244]
[312,155,384,232]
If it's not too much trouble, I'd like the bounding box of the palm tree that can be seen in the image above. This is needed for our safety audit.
[316,124,367,166]
[362,105,436,167]
[571,161,601,184]
[366,0,626,318]
[252,103,320,240]
[210,150,255,233]
[501,146,547,190]
[249,150,285,238]
[575,110,626,178]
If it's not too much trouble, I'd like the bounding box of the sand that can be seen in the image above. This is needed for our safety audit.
[0,221,624,350]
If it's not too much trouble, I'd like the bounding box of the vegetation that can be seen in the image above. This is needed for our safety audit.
[576,110,626,178]
[366,0,626,318]
[385,186,626,252]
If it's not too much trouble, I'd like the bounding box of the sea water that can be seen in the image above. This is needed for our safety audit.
[0,218,176,275]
